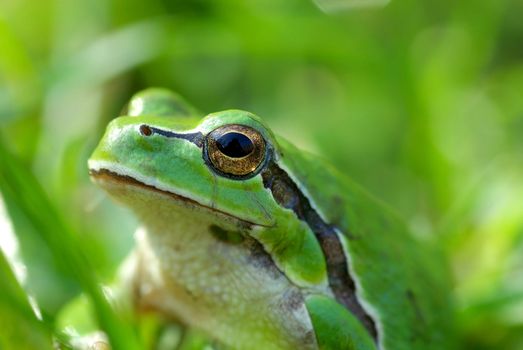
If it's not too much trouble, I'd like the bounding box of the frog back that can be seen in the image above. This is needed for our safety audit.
[276,137,455,350]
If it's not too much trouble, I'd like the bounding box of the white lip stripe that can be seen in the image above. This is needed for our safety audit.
[89,159,272,227]
[338,231,383,349]
[88,159,211,207]
[275,160,379,343]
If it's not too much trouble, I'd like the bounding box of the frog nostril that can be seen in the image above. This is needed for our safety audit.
[139,125,152,136]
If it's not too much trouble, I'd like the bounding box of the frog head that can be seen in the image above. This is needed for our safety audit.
[89,89,282,228]
[88,88,328,286]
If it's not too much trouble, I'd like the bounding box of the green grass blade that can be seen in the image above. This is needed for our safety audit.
[0,138,141,350]
[0,249,53,350]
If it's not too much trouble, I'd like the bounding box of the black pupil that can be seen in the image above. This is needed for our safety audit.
[216,132,254,158]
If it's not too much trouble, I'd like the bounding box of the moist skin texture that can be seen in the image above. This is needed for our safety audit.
[261,162,377,340]
[105,119,378,341]
[89,104,455,350]
[89,115,379,349]
[91,171,318,350]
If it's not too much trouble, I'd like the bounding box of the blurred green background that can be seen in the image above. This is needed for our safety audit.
[0,0,522,349]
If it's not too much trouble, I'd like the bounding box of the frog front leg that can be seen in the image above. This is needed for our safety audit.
[306,295,376,350]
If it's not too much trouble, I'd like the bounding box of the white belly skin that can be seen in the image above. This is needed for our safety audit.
[110,182,318,350]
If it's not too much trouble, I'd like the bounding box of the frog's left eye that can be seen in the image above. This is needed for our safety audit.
[204,125,267,179]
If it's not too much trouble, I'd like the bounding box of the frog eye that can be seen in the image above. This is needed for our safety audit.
[204,124,267,179]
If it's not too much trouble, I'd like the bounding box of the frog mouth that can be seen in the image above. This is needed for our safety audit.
[89,168,264,229]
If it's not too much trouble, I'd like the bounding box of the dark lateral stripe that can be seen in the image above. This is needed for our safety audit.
[148,126,204,147]
[261,162,378,341]
[139,125,377,339]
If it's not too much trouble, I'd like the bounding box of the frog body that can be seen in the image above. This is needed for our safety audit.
[89,88,454,350]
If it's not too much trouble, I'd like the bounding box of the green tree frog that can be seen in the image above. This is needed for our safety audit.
[88,88,455,350]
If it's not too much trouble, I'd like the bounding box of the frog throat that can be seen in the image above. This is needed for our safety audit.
[99,123,379,343]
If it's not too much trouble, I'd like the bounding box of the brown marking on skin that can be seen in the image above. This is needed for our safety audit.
[245,239,284,280]
[209,225,245,244]
[303,330,317,347]
[92,127,378,343]
[282,289,305,312]
[261,162,378,341]
[139,124,152,136]
[146,125,204,147]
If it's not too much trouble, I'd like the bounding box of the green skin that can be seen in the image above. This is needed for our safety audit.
[88,88,455,350]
